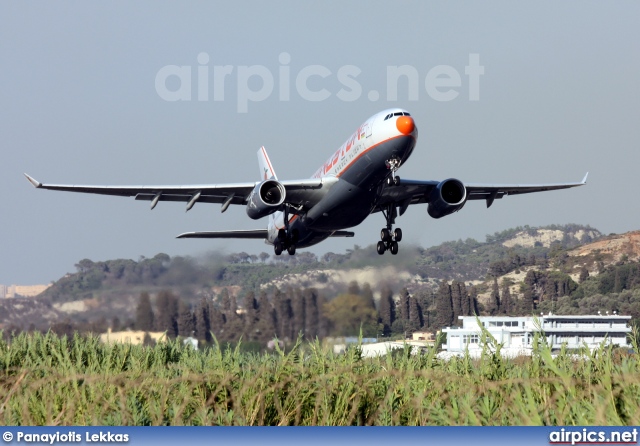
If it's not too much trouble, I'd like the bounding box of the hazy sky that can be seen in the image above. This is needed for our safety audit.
[2,2,639,285]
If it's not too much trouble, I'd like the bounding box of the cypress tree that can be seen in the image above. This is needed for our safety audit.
[451,281,463,320]
[398,287,411,323]
[291,288,306,339]
[243,291,259,341]
[195,297,211,342]
[361,282,376,310]
[135,292,154,331]
[458,282,471,316]
[501,282,513,315]
[255,290,277,342]
[208,303,225,339]
[434,281,454,329]
[468,286,479,316]
[408,295,423,331]
[304,288,320,339]
[347,280,361,296]
[155,290,179,336]
[378,285,396,336]
[177,300,195,337]
[489,278,500,315]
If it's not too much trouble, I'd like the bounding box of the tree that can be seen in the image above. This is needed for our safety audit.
[378,285,396,336]
[579,266,590,283]
[434,281,454,329]
[458,282,471,316]
[451,281,463,320]
[468,286,479,316]
[243,291,259,340]
[398,288,411,323]
[135,292,154,331]
[322,294,378,337]
[155,290,179,336]
[195,297,211,342]
[501,281,513,315]
[259,252,270,263]
[361,283,376,310]
[408,295,423,332]
[177,300,195,337]
[291,288,306,339]
[488,278,501,315]
[273,288,292,339]
[255,291,277,342]
[304,288,320,339]
[347,281,361,296]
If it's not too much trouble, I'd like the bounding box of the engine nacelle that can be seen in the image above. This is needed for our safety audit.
[246,179,286,220]
[427,178,467,219]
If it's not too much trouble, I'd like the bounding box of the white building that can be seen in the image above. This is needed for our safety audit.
[441,314,632,358]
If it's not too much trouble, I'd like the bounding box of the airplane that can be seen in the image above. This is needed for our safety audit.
[24,108,587,256]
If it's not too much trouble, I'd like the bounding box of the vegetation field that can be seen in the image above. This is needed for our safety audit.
[1,331,639,426]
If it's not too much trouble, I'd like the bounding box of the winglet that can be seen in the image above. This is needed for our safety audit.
[581,172,589,184]
[24,173,42,188]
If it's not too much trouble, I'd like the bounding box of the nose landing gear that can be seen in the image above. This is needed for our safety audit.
[385,158,402,186]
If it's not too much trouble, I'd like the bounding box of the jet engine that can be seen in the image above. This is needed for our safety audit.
[246,179,286,220]
[427,178,467,219]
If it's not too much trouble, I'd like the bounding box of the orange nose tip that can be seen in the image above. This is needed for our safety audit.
[396,116,415,135]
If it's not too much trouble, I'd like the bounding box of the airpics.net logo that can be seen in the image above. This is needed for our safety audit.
[154,52,484,113]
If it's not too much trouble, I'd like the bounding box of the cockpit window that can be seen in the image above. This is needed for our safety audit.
[385,111,410,120]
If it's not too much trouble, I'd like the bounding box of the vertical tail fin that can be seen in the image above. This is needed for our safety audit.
[257,146,277,181]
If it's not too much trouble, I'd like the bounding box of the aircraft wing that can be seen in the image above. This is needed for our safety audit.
[375,173,588,214]
[24,174,336,212]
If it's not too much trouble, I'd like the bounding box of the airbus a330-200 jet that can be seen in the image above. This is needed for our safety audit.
[25,109,587,256]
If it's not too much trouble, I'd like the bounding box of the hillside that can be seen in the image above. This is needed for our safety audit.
[5,223,640,335]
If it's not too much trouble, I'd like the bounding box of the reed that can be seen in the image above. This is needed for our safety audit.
[0,330,638,425]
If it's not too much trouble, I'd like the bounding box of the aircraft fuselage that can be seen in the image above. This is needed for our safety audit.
[268,109,417,248]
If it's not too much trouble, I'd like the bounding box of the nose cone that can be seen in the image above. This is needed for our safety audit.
[396,116,415,135]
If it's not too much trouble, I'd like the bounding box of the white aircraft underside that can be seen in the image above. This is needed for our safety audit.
[25,108,587,256]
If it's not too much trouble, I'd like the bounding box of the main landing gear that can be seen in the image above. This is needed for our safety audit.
[274,206,298,256]
[377,203,403,255]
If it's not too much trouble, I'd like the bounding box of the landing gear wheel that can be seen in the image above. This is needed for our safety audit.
[380,228,392,242]
[274,241,283,256]
[393,176,401,186]
[389,241,399,255]
[377,241,386,255]
[393,228,403,242]
[278,229,287,241]
[287,244,296,255]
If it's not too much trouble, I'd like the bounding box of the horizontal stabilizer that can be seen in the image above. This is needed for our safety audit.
[177,230,268,239]
[329,231,354,237]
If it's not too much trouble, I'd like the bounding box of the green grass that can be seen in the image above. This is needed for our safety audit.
[0,331,639,425]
